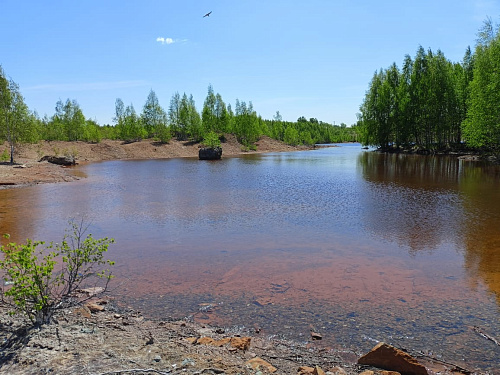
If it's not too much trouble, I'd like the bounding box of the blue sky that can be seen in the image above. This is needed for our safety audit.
[1,1,499,126]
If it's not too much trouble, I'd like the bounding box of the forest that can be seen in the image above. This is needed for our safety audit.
[358,18,500,154]
[0,71,357,163]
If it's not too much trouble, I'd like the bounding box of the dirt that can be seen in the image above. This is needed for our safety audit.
[0,136,307,188]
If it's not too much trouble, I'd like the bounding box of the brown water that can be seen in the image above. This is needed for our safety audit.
[1,144,499,371]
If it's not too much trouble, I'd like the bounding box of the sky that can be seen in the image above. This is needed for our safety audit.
[1,0,499,126]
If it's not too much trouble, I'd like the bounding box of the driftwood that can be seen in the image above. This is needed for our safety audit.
[472,326,500,346]
[39,155,76,166]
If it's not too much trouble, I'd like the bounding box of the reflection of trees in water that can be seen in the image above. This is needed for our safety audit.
[0,187,38,244]
[357,152,466,254]
[358,152,500,303]
[459,162,500,304]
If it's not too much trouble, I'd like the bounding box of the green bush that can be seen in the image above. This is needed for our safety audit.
[0,149,9,162]
[0,220,115,325]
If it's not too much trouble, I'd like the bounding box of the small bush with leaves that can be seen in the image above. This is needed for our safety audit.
[0,219,115,326]
[0,149,9,162]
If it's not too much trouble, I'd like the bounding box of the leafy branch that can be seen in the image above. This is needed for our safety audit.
[0,219,115,326]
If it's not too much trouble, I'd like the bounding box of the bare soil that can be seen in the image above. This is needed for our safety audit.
[0,136,307,188]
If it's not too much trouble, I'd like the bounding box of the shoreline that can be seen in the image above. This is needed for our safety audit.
[0,136,314,189]
[0,301,469,375]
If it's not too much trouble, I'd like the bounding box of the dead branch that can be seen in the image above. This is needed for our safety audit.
[472,325,500,346]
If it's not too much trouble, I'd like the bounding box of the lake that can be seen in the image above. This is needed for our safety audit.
[1,144,499,371]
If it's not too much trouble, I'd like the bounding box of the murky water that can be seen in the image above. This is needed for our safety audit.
[1,144,499,371]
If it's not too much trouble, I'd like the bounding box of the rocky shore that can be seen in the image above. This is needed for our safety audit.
[0,298,473,375]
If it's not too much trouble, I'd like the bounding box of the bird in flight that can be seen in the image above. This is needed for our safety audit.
[203,11,212,17]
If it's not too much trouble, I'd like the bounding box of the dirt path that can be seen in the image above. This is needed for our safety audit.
[0,136,307,188]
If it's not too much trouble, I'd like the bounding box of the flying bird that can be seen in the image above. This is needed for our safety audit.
[203,11,212,17]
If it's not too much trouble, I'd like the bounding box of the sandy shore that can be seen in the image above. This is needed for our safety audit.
[0,136,308,188]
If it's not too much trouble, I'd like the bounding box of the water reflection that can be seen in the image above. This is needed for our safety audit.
[358,151,500,302]
[459,161,500,305]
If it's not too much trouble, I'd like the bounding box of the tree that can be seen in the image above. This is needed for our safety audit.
[202,85,217,134]
[462,18,500,151]
[187,94,203,141]
[142,89,170,142]
[0,67,33,164]
[116,102,145,142]
[0,219,114,326]
[234,99,260,146]
[283,125,299,145]
[168,92,181,138]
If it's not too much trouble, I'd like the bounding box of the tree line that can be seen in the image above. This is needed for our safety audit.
[0,72,358,163]
[358,18,500,154]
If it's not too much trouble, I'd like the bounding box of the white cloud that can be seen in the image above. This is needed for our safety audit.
[156,37,187,45]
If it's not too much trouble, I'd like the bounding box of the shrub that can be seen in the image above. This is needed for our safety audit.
[0,220,115,325]
[0,149,9,162]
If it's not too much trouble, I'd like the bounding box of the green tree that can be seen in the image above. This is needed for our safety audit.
[168,92,181,138]
[283,125,299,145]
[142,89,170,142]
[234,100,260,146]
[462,18,500,151]
[186,94,203,141]
[0,68,33,164]
[116,102,145,142]
[202,85,217,134]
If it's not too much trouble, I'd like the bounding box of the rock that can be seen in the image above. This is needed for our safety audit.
[153,355,161,362]
[358,342,428,375]
[196,336,216,345]
[230,336,251,351]
[73,305,91,318]
[298,366,326,375]
[246,357,277,373]
[298,366,315,374]
[39,155,76,166]
[199,147,222,160]
[214,338,231,347]
[84,302,104,313]
[311,332,322,340]
[328,366,348,375]
[185,337,198,344]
